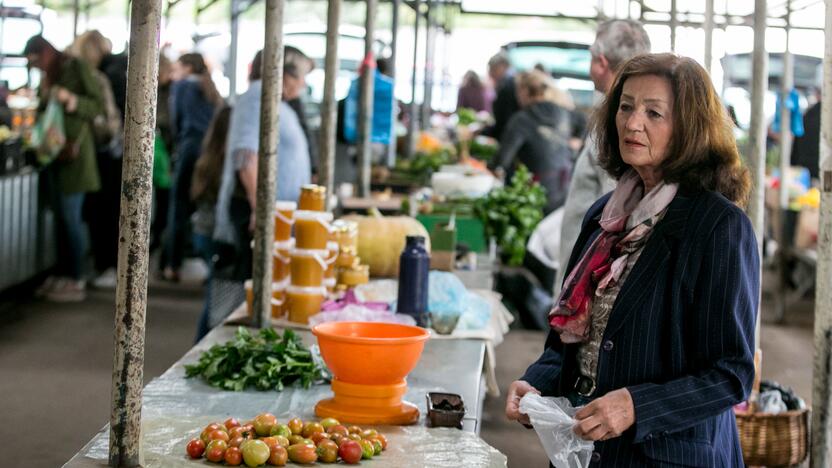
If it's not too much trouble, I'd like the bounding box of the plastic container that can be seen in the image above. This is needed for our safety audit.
[273,201,296,242]
[272,279,288,319]
[245,279,287,319]
[286,285,327,324]
[335,247,359,269]
[298,184,327,211]
[273,239,294,282]
[294,210,333,250]
[324,277,337,293]
[426,392,465,429]
[325,241,339,279]
[290,248,328,287]
[331,219,359,252]
[340,264,369,288]
[396,236,431,327]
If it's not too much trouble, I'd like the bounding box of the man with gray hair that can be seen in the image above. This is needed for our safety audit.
[554,19,651,297]
[482,51,519,142]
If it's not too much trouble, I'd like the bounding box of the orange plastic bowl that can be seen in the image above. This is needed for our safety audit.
[312,321,430,385]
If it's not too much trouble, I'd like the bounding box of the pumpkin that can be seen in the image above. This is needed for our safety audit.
[341,214,431,278]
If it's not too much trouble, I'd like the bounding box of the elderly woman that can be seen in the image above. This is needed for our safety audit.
[505,53,758,466]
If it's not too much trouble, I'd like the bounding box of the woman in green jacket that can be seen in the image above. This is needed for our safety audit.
[25,35,104,302]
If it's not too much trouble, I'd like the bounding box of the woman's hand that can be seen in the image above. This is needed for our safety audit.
[505,380,540,426]
[573,388,635,441]
[55,87,78,112]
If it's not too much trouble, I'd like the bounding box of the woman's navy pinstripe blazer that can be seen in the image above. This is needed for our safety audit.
[521,189,760,467]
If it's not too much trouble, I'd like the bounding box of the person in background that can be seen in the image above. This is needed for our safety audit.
[791,87,821,181]
[457,70,491,113]
[506,53,758,466]
[489,70,575,214]
[163,52,223,282]
[284,46,317,177]
[68,30,123,290]
[481,52,519,142]
[191,105,232,341]
[213,48,311,281]
[555,19,651,298]
[25,35,104,302]
[151,53,174,256]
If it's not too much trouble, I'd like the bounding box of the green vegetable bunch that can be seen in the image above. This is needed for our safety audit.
[474,165,546,266]
[185,327,325,392]
[396,148,456,183]
[456,107,477,126]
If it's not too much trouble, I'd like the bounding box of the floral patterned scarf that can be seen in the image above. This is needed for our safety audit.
[549,170,678,343]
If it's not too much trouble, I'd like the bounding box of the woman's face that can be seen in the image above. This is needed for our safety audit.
[171,61,190,81]
[615,74,674,187]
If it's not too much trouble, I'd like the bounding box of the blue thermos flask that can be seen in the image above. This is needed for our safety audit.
[397,235,430,327]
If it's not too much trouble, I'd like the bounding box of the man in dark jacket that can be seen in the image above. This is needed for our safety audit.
[481,52,519,142]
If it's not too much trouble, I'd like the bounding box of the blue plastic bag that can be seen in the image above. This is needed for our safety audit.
[426,271,491,331]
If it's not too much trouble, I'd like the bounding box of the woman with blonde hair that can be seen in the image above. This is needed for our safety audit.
[489,69,575,213]
[67,30,124,288]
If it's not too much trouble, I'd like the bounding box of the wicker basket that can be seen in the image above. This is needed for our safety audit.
[736,408,809,467]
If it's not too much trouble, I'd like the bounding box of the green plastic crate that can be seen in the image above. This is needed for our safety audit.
[416,214,487,253]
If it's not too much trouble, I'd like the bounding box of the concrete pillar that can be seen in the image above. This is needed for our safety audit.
[108,0,161,465]
[357,0,377,197]
[669,0,677,53]
[229,0,240,103]
[776,2,794,323]
[421,1,434,128]
[319,0,341,210]
[811,2,832,465]
[406,0,421,158]
[704,0,714,74]
[747,0,767,348]
[386,0,400,167]
[251,0,284,328]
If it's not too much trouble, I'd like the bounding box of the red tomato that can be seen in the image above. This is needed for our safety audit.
[326,424,349,437]
[268,445,288,466]
[225,417,241,431]
[205,439,228,463]
[223,446,242,466]
[208,429,229,442]
[229,436,245,448]
[260,436,281,452]
[185,438,205,459]
[201,423,226,444]
[338,440,362,464]
[309,432,330,445]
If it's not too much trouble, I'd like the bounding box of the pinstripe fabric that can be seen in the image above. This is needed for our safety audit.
[521,190,759,467]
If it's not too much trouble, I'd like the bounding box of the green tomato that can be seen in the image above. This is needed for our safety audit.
[270,423,292,438]
[359,439,375,459]
[240,439,270,467]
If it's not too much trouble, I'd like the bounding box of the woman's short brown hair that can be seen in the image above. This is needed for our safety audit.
[594,53,751,206]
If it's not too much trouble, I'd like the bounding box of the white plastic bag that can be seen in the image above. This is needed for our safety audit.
[519,393,594,468]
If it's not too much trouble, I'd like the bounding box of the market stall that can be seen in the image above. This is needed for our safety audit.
[66,324,507,467]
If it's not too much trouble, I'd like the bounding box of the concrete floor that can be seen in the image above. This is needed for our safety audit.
[0,273,814,467]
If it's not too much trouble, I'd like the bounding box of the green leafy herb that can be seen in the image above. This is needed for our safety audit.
[474,165,546,266]
[184,327,325,392]
[456,107,477,126]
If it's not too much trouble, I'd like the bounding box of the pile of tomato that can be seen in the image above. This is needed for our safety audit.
[185,413,389,466]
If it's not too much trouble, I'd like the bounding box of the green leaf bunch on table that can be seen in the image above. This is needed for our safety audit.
[474,165,546,266]
[185,327,325,392]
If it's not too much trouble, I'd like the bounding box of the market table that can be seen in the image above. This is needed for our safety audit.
[65,324,507,467]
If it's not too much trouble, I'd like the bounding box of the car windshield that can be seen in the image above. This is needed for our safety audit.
[506,45,591,79]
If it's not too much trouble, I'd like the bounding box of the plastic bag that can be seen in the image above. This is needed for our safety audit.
[308,304,416,328]
[758,390,788,414]
[519,393,594,468]
[31,96,66,166]
[427,271,491,331]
